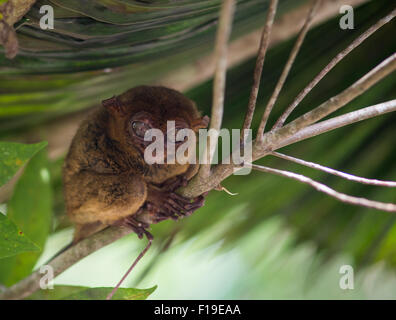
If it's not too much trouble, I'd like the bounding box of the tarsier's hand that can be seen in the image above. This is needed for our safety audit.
[145,177,206,223]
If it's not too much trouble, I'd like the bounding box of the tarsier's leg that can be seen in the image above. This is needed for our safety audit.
[64,171,147,243]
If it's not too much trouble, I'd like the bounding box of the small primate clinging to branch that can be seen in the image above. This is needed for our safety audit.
[63,85,209,244]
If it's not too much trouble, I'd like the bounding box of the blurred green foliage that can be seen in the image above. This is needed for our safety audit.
[0,142,46,263]
[2,0,303,73]
[0,141,47,186]
[0,0,304,133]
[0,148,52,286]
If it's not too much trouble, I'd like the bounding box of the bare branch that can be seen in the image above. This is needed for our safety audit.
[278,99,396,149]
[273,7,396,128]
[199,0,236,178]
[241,0,278,138]
[271,151,396,187]
[256,0,321,141]
[248,163,396,212]
[259,53,396,150]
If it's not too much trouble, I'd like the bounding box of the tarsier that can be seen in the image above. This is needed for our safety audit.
[63,86,209,244]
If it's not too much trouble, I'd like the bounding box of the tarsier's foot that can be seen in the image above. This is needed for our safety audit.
[115,214,153,240]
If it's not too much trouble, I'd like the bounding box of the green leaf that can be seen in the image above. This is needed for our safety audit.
[0,212,39,259]
[28,285,157,300]
[0,141,47,187]
[0,148,52,286]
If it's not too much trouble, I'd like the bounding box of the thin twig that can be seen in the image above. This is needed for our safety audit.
[248,163,396,212]
[277,99,396,149]
[273,7,396,128]
[199,0,236,178]
[271,151,396,187]
[256,0,321,141]
[106,234,153,300]
[242,0,278,140]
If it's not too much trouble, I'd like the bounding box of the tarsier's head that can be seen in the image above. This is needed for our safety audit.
[102,86,209,162]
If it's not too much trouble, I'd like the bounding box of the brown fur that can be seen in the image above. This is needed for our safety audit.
[63,86,207,243]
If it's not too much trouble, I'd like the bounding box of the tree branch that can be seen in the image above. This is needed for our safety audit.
[242,0,278,139]
[273,7,396,128]
[277,99,396,148]
[258,53,396,150]
[249,163,396,212]
[271,151,396,187]
[256,0,321,140]
[199,0,236,178]
[181,99,396,198]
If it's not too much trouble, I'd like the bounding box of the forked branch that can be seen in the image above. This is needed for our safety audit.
[277,99,396,148]
[258,53,396,150]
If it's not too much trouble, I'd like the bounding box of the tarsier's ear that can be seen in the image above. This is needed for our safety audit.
[192,115,210,132]
[102,96,125,115]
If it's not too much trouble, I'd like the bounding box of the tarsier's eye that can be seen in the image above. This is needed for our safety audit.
[131,121,151,138]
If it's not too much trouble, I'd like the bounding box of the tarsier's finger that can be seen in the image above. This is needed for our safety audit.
[169,192,192,203]
[162,203,180,220]
[168,198,187,212]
